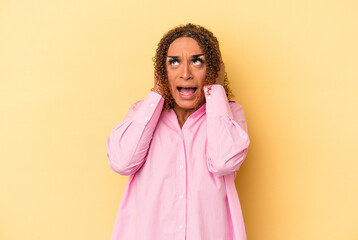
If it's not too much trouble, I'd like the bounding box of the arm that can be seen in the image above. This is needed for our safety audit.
[106,91,164,176]
[204,84,250,177]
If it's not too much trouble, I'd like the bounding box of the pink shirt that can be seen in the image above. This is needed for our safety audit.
[106,84,250,240]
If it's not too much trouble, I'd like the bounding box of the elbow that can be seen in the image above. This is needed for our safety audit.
[207,146,249,177]
[107,154,134,176]
[206,119,251,177]
[106,137,137,176]
[207,162,234,177]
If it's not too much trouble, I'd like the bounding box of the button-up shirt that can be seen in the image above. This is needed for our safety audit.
[106,84,250,240]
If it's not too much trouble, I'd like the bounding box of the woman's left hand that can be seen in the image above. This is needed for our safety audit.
[216,60,225,86]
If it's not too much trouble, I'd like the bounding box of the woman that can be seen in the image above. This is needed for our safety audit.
[106,23,250,240]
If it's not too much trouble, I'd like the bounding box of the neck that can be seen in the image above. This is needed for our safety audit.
[173,101,205,128]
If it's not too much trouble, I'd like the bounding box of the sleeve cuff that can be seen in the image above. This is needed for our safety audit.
[132,91,164,125]
[204,84,234,119]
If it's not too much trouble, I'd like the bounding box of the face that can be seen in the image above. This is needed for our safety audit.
[166,37,206,112]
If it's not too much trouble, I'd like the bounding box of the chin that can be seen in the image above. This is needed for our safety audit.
[174,96,205,110]
[175,102,198,110]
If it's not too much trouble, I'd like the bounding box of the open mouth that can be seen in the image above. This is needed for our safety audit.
[177,87,198,96]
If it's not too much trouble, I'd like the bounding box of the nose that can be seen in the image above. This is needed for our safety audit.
[180,60,192,80]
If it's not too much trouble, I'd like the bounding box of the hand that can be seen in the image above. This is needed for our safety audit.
[216,60,225,86]
[152,69,162,95]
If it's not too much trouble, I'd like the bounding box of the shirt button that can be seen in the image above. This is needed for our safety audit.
[179,164,184,169]
[144,116,149,121]
[179,194,184,199]
[179,225,183,230]
[150,103,155,107]
[207,96,211,100]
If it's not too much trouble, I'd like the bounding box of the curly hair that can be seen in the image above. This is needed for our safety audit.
[152,23,234,111]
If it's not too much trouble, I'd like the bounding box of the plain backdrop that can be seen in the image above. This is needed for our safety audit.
[1,0,357,239]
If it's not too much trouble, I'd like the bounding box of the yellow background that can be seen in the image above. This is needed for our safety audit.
[1,0,357,239]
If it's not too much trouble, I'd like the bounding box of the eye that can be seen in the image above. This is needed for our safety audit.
[192,57,204,66]
[168,59,180,66]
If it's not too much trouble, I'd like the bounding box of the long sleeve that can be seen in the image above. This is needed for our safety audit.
[106,91,164,176]
[204,84,250,177]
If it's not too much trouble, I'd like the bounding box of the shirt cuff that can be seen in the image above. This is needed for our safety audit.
[132,91,164,125]
[204,84,234,119]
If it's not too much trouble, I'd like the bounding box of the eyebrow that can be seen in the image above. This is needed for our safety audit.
[167,54,205,58]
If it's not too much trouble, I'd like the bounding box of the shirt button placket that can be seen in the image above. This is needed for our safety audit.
[176,133,187,240]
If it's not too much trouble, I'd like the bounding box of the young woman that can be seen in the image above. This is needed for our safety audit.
[106,23,250,240]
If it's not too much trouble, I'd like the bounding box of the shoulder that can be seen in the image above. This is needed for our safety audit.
[228,100,243,111]
[129,91,163,112]
[228,99,239,105]
[228,100,247,120]
[130,99,144,111]
[228,100,248,131]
